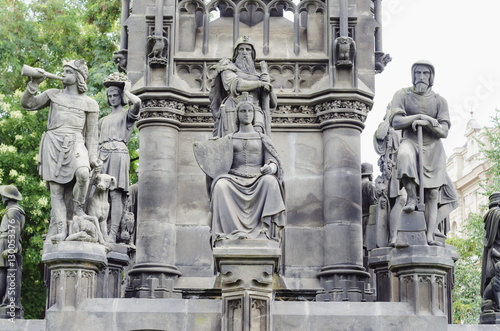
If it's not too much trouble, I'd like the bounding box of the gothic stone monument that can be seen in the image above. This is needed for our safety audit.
[3,1,466,330]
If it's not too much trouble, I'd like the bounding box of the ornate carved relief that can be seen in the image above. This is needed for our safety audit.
[175,61,327,94]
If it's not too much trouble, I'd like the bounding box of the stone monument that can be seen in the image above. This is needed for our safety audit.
[3,1,472,330]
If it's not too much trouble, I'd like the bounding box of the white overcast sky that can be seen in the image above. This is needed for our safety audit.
[360,0,500,172]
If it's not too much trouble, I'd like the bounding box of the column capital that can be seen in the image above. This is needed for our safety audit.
[316,99,372,131]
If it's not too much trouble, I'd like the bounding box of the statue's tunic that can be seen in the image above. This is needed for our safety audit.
[482,206,500,294]
[98,109,138,192]
[210,134,285,242]
[390,87,450,189]
[21,87,98,184]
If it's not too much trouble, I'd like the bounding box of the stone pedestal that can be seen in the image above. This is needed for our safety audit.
[213,240,281,331]
[96,244,130,298]
[395,210,427,247]
[42,241,107,310]
[389,245,457,316]
[480,312,500,324]
[368,247,398,302]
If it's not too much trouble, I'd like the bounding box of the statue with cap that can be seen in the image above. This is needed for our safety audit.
[20,59,99,243]
[361,162,377,250]
[0,185,25,315]
[389,60,457,246]
[97,72,141,243]
[210,35,277,138]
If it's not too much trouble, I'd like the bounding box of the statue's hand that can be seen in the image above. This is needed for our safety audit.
[411,119,428,131]
[124,80,132,92]
[260,162,277,175]
[31,70,46,85]
[261,82,273,92]
[2,249,10,258]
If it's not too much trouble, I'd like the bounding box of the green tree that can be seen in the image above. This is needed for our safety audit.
[0,0,122,318]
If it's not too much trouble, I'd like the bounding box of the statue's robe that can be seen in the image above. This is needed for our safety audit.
[210,133,285,243]
[98,108,139,192]
[21,87,98,184]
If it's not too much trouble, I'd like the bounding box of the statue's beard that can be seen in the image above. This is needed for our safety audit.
[235,54,257,74]
[415,82,429,94]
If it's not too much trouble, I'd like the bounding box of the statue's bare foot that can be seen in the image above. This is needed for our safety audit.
[403,199,416,213]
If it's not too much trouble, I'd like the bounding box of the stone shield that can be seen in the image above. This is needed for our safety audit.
[193,136,233,179]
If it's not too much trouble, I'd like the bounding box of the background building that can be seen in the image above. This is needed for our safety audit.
[446,115,493,237]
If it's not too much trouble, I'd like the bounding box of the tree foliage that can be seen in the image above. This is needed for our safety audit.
[0,0,122,318]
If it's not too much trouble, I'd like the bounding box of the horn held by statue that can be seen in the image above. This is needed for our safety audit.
[21,65,63,81]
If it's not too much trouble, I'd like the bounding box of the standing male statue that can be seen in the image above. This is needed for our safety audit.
[98,73,141,243]
[21,59,99,242]
[361,162,377,251]
[389,60,457,246]
[210,35,277,137]
[0,185,25,316]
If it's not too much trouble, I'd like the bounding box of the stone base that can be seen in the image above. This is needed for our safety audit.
[481,312,500,324]
[389,244,457,316]
[41,299,453,331]
[42,241,108,310]
[213,239,281,331]
[368,247,398,302]
[97,243,130,298]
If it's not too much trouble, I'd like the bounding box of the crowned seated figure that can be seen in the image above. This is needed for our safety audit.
[194,93,285,246]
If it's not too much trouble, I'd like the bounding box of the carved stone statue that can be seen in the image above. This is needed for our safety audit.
[334,36,356,67]
[66,215,104,243]
[373,104,406,247]
[98,73,140,243]
[194,94,285,246]
[87,174,117,243]
[209,35,277,137]
[361,162,377,250]
[0,185,25,316]
[20,59,99,243]
[482,193,500,298]
[389,60,457,245]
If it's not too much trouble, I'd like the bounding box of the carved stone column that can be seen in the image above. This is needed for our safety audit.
[389,245,457,316]
[125,101,182,298]
[316,99,372,302]
[214,241,281,331]
[42,241,107,310]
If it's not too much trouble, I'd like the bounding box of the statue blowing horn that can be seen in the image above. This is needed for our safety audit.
[21,65,63,81]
